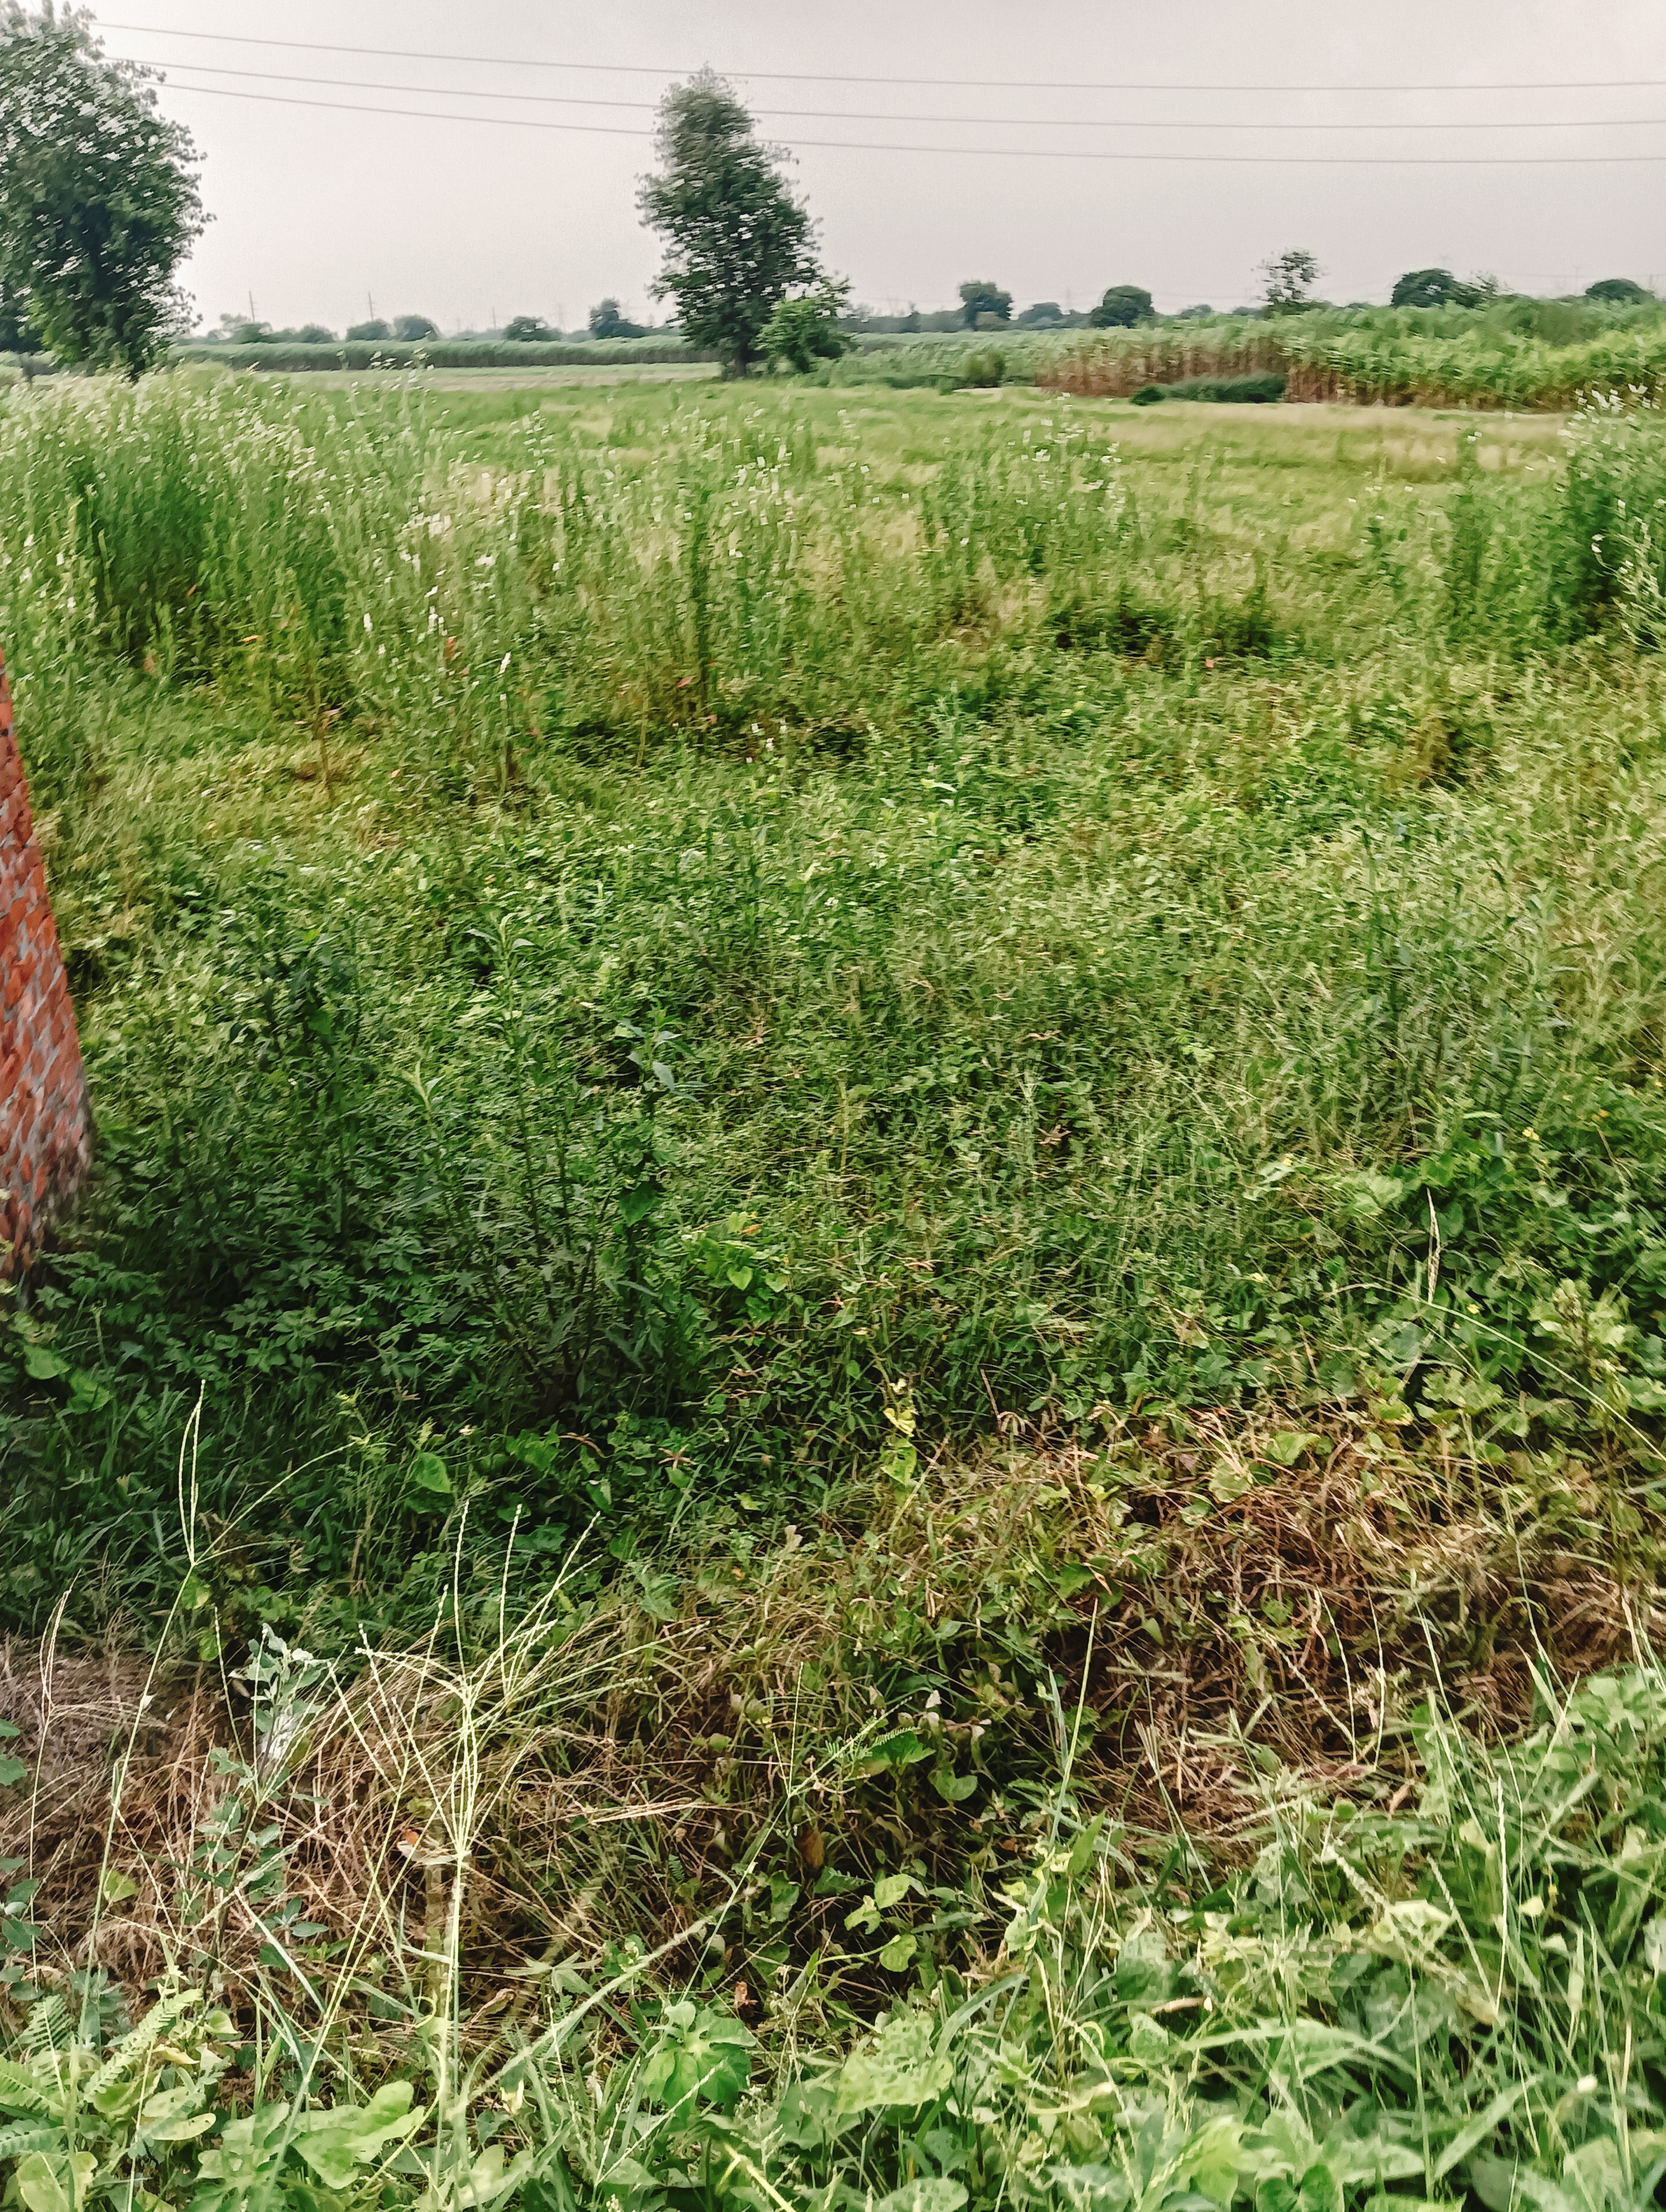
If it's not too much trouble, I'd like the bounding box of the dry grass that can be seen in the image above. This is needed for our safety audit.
[2,1409,1652,2023]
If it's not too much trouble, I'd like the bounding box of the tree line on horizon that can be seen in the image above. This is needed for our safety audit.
[0,14,1650,380]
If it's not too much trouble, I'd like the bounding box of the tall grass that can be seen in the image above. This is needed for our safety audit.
[2,376,1666,1631]
[1041,300,1666,410]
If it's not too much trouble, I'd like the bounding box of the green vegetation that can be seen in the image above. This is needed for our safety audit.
[0,8,202,375]
[958,282,1014,327]
[1130,373,1286,405]
[1088,286,1154,329]
[639,72,825,378]
[10,363,1666,2210]
[1043,295,1666,407]
[172,335,720,372]
[761,285,853,375]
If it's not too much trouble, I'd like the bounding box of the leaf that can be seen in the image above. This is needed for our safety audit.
[15,2152,94,2212]
[456,2142,536,2210]
[1263,1430,1323,1469]
[873,2184,968,2212]
[0,2058,52,2114]
[0,2126,58,2162]
[1645,1915,1666,1974]
[931,1765,978,1803]
[835,2014,952,2113]
[143,2109,215,2145]
[879,1931,918,1971]
[0,1755,25,1787]
[1128,2012,1171,2064]
[294,2081,426,2188]
[641,2005,755,2119]
[21,1346,67,1382]
[1334,1171,1406,1221]
[99,1870,138,1906]
[870,1730,933,1770]
[873,1873,915,1910]
[619,1184,661,1227]
[407,1452,451,1497]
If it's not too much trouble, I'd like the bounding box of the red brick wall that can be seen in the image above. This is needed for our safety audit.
[0,650,88,1274]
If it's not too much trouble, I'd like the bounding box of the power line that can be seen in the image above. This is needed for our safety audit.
[131,57,1666,132]
[96,21,1666,97]
[149,77,1666,161]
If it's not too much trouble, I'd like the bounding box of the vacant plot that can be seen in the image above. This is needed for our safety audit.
[3,370,1666,2212]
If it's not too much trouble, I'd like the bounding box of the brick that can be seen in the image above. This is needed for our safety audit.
[0,645,88,1270]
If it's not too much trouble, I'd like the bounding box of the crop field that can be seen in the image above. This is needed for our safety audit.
[8,366,1666,2212]
[1041,298,1666,409]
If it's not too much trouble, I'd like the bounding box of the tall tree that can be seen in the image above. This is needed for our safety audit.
[638,70,818,377]
[0,4,204,377]
[1259,249,1321,317]
[1391,267,1478,310]
[1088,285,1152,329]
[958,280,1011,327]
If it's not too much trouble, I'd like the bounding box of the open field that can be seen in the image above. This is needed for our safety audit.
[7,369,1666,2212]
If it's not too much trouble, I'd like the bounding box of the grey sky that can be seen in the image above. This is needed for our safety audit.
[95,0,1666,333]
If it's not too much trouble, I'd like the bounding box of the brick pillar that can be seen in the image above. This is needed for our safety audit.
[0,648,89,1274]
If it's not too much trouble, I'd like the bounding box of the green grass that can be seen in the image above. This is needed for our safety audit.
[0,375,1663,1631]
[8,359,1666,2212]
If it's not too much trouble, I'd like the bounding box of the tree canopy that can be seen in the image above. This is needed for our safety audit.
[1260,249,1322,316]
[958,280,1011,327]
[1088,285,1152,329]
[761,281,851,375]
[0,4,204,375]
[1586,277,1649,305]
[1391,268,1479,310]
[589,297,647,339]
[638,71,819,377]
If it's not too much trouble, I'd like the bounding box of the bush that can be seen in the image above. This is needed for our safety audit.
[761,291,850,375]
[503,314,554,343]
[344,318,388,341]
[392,314,438,341]
[958,346,1006,387]
[1130,373,1285,404]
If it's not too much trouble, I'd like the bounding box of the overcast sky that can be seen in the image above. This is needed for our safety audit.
[91,0,1666,333]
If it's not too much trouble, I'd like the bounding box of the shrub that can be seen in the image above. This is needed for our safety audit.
[392,314,438,341]
[958,346,1006,386]
[760,289,850,374]
[503,314,554,342]
[344,318,388,341]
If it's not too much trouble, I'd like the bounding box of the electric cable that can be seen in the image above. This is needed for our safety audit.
[95,20,1666,99]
